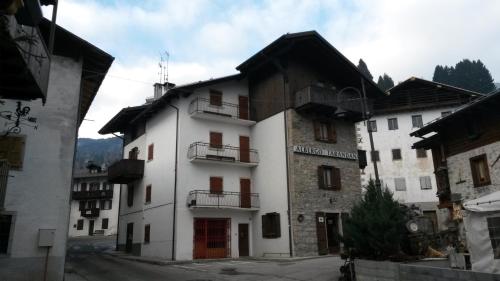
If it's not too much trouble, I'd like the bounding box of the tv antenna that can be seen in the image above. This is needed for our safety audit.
[158,51,170,87]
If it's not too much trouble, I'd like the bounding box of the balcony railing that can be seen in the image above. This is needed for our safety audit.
[80,208,100,218]
[108,159,145,184]
[187,190,260,210]
[72,190,113,200]
[0,15,50,101]
[188,97,255,126]
[187,142,259,166]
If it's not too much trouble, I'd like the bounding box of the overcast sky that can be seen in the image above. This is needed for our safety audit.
[43,0,500,139]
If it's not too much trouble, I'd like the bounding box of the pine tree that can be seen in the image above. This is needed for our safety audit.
[377,73,395,91]
[342,179,407,260]
[357,59,373,81]
[432,59,495,93]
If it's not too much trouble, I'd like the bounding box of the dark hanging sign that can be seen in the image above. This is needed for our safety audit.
[292,145,358,161]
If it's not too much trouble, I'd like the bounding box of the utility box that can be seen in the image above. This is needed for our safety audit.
[38,229,55,247]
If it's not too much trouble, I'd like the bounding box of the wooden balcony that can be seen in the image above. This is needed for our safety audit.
[108,159,144,184]
[187,142,259,167]
[188,97,256,126]
[72,190,113,200]
[187,190,259,211]
[0,15,50,101]
[80,208,100,218]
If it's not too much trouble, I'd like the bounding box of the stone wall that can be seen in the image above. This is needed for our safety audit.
[287,110,361,256]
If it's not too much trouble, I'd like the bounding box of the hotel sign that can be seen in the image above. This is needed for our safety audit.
[293,145,358,161]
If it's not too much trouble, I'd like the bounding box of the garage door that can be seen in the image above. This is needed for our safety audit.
[194,218,230,259]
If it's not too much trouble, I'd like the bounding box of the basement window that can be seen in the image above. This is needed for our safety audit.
[262,212,281,239]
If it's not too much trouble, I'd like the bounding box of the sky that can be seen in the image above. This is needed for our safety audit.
[42,0,500,139]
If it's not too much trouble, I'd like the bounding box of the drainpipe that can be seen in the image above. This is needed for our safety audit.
[168,104,179,261]
[115,134,124,251]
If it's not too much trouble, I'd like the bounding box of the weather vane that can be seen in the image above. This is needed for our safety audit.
[0,100,38,136]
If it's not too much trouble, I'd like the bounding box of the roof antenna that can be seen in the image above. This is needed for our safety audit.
[158,51,170,91]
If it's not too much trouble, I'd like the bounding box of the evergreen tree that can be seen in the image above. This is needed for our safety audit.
[377,73,395,91]
[357,59,373,81]
[342,179,407,260]
[432,59,495,93]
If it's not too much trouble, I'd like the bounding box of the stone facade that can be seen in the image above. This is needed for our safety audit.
[447,141,500,202]
[287,109,361,256]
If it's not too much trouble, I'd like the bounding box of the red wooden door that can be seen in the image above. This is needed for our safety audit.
[238,96,249,120]
[240,179,251,208]
[239,136,250,163]
[194,218,230,259]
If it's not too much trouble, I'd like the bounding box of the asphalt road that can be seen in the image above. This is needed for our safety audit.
[65,236,343,281]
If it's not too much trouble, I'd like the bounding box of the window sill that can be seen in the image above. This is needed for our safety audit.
[474,182,491,188]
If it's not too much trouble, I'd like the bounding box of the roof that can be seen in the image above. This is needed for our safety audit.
[374,77,483,114]
[411,89,500,137]
[39,18,114,125]
[236,31,384,98]
[98,105,148,134]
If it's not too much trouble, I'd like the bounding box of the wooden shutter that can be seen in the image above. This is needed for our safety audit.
[239,136,250,163]
[332,167,341,190]
[209,90,222,106]
[210,132,223,148]
[145,185,152,203]
[148,144,154,160]
[238,96,249,120]
[240,179,251,208]
[317,166,325,189]
[328,123,337,143]
[144,224,150,243]
[316,212,328,255]
[210,177,223,194]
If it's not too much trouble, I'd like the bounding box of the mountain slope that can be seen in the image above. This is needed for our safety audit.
[75,137,122,169]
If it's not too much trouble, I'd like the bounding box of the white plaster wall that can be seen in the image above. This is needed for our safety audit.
[447,141,500,202]
[250,112,290,257]
[0,56,82,281]
[357,108,456,206]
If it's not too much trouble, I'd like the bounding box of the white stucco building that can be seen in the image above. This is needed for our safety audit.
[100,31,383,260]
[0,18,113,281]
[68,165,119,237]
[358,77,482,231]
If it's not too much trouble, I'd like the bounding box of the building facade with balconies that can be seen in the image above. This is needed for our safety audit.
[99,31,383,260]
[68,165,119,237]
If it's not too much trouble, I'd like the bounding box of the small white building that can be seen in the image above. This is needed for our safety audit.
[68,164,119,237]
[100,31,384,260]
[358,77,482,231]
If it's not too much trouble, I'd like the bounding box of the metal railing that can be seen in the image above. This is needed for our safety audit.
[72,190,113,200]
[188,97,249,120]
[80,208,100,218]
[187,190,260,209]
[187,142,259,164]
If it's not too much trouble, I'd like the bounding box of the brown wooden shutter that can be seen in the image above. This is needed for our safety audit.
[210,132,223,148]
[148,144,154,160]
[145,185,152,203]
[210,177,223,194]
[209,90,222,106]
[316,212,328,255]
[313,121,321,141]
[144,224,150,243]
[332,167,341,190]
[317,166,325,189]
[238,96,249,120]
[328,122,337,143]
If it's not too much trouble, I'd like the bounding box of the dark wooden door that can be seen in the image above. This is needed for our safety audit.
[239,136,250,163]
[88,220,94,236]
[238,96,249,120]
[194,219,229,259]
[326,214,340,254]
[238,224,249,257]
[316,212,328,255]
[240,179,251,208]
[126,223,133,253]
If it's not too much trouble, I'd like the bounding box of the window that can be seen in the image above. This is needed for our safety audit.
[262,212,281,238]
[314,121,336,143]
[0,135,25,170]
[78,201,85,211]
[392,149,402,160]
[127,184,134,207]
[388,118,398,130]
[210,177,223,194]
[81,182,87,191]
[368,120,377,132]
[412,115,423,128]
[486,217,500,259]
[394,178,407,191]
[89,182,99,191]
[371,150,380,162]
[209,132,223,149]
[416,148,427,158]
[318,166,341,190]
[102,218,109,230]
[100,200,112,210]
[77,219,84,230]
[147,144,154,161]
[420,176,432,190]
[470,154,491,187]
[145,185,152,203]
[209,89,222,106]
[0,215,12,253]
[441,111,451,117]
[144,224,151,243]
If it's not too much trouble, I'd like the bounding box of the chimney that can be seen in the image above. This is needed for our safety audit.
[153,83,164,99]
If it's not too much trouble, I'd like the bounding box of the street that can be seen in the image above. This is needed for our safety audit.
[65,236,343,281]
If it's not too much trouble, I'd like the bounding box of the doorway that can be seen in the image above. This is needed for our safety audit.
[88,220,94,236]
[239,136,250,163]
[194,218,230,259]
[238,224,249,257]
[316,212,340,255]
[126,223,133,253]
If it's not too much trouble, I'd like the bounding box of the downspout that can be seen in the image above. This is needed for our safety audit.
[115,134,124,251]
[168,104,179,261]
